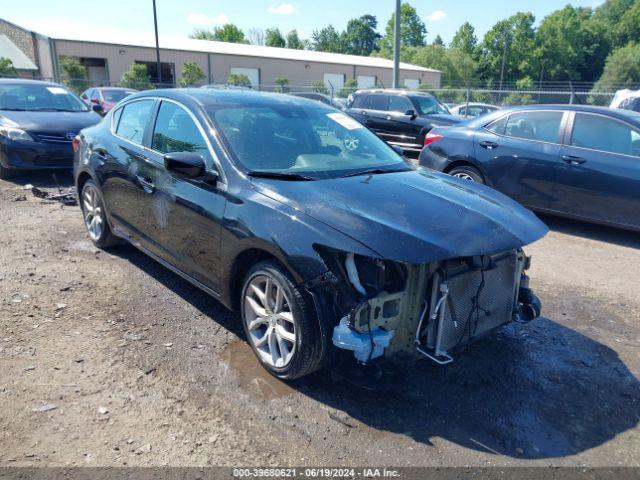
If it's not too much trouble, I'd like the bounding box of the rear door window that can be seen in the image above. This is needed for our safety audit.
[503,111,564,143]
[388,95,413,113]
[115,99,154,145]
[365,94,388,111]
[571,113,640,157]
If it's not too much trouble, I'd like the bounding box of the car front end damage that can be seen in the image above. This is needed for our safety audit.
[307,247,541,366]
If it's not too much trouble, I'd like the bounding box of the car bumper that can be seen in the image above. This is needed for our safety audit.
[0,140,74,170]
[418,147,449,171]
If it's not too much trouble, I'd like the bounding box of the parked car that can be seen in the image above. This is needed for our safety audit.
[81,87,137,115]
[345,89,461,158]
[419,104,640,231]
[0,79,102,179]
[289,92,345,109]
[74,89,546,379]
[610,89,640,113]
[449,102,500,118]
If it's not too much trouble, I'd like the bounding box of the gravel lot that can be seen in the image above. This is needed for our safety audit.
[1,171,638,467]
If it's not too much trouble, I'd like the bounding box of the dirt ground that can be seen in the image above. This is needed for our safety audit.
[0,171,639,468]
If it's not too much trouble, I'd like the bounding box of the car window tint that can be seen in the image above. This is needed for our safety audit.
[350,94,366,108]
[486,115,508,135]
[115,100,154,144]
[365,94,388,111]
[571,113,639,157]
[152,101,210,159]
[388,95,413,113]
[504,111,563,143]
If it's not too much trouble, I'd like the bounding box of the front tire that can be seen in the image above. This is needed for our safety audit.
[81,180,123,249]
[448,165,484,183]
[240,261,323,380]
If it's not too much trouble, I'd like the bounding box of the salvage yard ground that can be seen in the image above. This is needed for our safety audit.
[0,172,639,467]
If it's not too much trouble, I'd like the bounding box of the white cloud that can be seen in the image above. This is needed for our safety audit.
[267,3,295,15]
[187,12,229,25]
[426,10,446,22]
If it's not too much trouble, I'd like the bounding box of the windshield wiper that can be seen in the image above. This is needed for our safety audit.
[341,167,409,178]
[0,107,27,111]
[33,108,83,112]
[247,170,315,181]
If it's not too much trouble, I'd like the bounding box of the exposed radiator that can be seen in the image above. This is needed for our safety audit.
[423,250,523,361]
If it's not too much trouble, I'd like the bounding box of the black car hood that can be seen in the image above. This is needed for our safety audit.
[254,170,548,264]
[0,110,101,134]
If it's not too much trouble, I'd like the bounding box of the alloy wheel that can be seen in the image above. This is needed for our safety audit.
[82,185,104,241]
[452,172,476,182]
[243,274,296,368]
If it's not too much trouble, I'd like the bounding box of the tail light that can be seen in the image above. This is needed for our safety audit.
[424,132,443,147]
[72,135,81,153]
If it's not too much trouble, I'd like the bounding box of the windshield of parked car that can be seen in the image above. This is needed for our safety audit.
[411,95,450,115]
[208,103,409,179]
[0,84,89,112]
[101,89,136,103]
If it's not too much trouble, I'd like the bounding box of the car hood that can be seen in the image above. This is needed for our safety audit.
[254,169,548,264]
[0,110,101,134]
[422,113,463,125]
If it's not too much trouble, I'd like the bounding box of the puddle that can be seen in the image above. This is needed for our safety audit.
[221,339,296,400]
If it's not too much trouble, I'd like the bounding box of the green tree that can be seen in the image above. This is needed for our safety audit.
[477,12,536,84]
[450,22,477,55]
[265,28,286,48]
[593,0,636,47]
[286,30,304,49]
[402,45,478,87]
[120,63,154,90]
[311,80,328,94]
[275,76,289,92]
[381,3,427,50]
[191,24,247,43]
[311,25,345,53]
[0,57,17,77]
[432,35,445,46]
[337,79,358,98]
[535,5,609,82]
[593,42,640,91]
[179,62,206,87]
[503,77,535,105]
[228,73,252,87]
[615,1,640,47]
[342,15,381,56]
[59,56,89,93]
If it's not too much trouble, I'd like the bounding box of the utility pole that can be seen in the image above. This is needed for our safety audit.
[152,0,162,87]
[537,59,545,103]
[392,0,401,89]
[498,35,508,102]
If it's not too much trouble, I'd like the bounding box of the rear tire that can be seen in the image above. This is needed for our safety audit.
[80,180,123,249]
[448,165,484,183]
[240,260,323,380]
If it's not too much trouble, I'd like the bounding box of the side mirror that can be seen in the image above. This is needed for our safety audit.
[164,152,218,182]
[391,145,404,156]
[405,109,417,119]
[91,103,103,113]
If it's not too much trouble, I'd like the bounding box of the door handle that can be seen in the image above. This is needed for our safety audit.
[136,175,155,194]
[360,110,368,115]
[561,155,586,165]
[479,141,499,150]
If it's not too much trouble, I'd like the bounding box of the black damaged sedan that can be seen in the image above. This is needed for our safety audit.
[74,89,547,379]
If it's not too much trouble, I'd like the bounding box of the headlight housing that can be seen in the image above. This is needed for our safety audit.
[0,125,36,142]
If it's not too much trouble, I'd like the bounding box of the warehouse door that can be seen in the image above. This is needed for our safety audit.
[357,75,376,89]
[230,67,260,87]
[324,73,345,90]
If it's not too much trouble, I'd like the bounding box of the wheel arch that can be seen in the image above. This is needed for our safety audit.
[443,160,489,185]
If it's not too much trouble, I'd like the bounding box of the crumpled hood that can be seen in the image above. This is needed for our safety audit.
[254,169,548,264]
[0,110,101,135]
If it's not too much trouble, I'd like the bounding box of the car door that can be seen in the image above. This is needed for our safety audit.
[99,98,157,249]
[385,95,422,153]
[473,110,566,208]
[345,93,370,126]
[556,112,640,228]
[143,99,227,291]
[361,94,390,139]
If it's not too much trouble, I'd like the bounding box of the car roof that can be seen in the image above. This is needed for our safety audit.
[0,78,64,87]
[96,86,137,91]
[353,89,434,97]
[127,88,334,110]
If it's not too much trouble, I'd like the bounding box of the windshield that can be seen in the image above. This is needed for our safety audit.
[0,84,89,112]
[102,89,136,103]
[208,103,409,179]
[411,96,450,115]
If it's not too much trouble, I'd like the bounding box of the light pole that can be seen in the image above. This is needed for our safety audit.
[392,0,401,89]
[152,0,162,87]
[498,34,509,102]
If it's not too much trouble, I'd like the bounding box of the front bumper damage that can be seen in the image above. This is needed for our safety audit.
[306,248,541,367]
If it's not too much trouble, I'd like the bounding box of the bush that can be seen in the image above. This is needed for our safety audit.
[180,62,206,87]
[275,76,289,93]
[228,73,252,87]
[311,80,328,94]
[502,77,534,106]
[59,56,89,94]
[0,57,17,77]
[337,79,358,98]
[120,64,154,90]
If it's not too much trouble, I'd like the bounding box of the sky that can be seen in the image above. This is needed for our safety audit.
[2,0,605,45]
